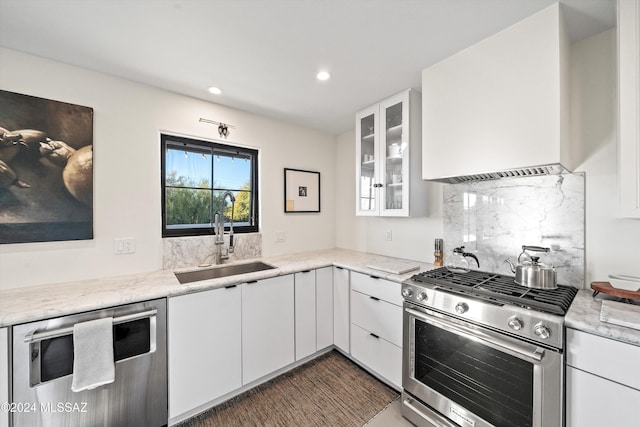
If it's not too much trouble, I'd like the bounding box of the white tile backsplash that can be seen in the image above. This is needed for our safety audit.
[443,173,585,288]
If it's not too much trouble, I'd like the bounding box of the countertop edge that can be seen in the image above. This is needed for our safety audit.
[565,289,640,347]
[0,248,434,327]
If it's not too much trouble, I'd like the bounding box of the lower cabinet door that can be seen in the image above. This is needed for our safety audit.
[316,267,334,350]
[295,270,316,361]
[333,267,350,353]
[350,323,402,389]
[168,286,242,419]
[567,366,640,427]
[242,275,295,385]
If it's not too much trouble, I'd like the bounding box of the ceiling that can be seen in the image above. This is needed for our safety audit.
[0,0,615,135]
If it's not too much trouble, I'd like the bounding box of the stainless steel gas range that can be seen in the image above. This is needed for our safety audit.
[401,267,578,427]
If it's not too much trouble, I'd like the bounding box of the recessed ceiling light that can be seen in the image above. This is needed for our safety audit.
[208,86,222,95]
[316,71,331,81]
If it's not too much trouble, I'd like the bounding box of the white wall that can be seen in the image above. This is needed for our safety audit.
[335,129,443,262]
[0,47,336,290]
[572,29,640,284]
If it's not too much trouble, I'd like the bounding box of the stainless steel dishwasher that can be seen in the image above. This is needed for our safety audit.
[11,298,167,427]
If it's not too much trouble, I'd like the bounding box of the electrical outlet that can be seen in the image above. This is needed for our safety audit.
[385,229,393,241]
[114,237,136,255]
[276,231,286,243]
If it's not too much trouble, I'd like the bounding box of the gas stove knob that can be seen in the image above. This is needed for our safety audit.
[534,323,551,339]
[417,291,428,302]
[455,302,469,314]
[507,316,523,331]
[402,288,413,298]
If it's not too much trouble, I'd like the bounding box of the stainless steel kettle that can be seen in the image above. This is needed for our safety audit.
[505,245,557,289]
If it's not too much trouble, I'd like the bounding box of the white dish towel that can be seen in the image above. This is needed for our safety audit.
[71,317,115,392]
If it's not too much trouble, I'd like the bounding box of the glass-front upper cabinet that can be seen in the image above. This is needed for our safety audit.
[355,104,379,215]
[355,89,425,217]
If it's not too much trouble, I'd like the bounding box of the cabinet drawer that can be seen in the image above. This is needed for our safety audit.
[567,366,640,427]
[567,328,640,390]
[351,290,402,347]
[351,271,403,306]
[351,324,402,388]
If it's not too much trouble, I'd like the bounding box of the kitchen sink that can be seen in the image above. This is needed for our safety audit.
[174,261,277,284]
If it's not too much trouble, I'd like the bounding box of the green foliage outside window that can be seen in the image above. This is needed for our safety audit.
[161,134,258,236]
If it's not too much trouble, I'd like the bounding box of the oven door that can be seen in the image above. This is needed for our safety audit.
[403,302,562,427]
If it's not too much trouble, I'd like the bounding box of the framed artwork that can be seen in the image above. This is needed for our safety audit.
[0,90,94,244]
[284,168,320,213]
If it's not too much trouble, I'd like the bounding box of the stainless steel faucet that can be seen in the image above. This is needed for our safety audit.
[214,191,236,264]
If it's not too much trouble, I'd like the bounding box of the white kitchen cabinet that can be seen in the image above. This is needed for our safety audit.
[567,367,639,427]
[242,275,295,385]
[168,286,242,420]
[566,328,640,427]
[617,0,640,217]
[355,88,425,217]
[333,266,350,353]
[351,324,402,389]
[422,4,572,182]
[350,270,404,306]
[316,266,334,350]
[0,328,8,427]
[349,271,403,388]
[294,270,316,360]
[351,290,403,347]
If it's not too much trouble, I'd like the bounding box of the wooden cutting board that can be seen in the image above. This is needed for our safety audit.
[591,282,640,300]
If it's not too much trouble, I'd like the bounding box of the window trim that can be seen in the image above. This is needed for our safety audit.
[161,133,259,238]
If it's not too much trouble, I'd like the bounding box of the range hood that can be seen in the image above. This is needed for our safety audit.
[421,5,573,184]
[430,163,570,184]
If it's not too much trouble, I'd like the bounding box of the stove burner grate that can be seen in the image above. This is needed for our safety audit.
[410,267,578,315]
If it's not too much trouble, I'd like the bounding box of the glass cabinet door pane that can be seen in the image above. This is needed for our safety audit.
[359,113,377,212]
[383,101,404,211]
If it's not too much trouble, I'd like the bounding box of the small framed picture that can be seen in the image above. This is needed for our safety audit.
[284,168,320,213]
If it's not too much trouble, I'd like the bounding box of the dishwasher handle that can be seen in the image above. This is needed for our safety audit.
[24,309,157,343]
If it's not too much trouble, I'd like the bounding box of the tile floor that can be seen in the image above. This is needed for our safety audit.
[365,398,414,427]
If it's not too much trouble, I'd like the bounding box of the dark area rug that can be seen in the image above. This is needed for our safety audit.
[178,350,399,427]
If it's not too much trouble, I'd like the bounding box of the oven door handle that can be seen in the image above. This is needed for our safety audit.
[405,307,545,362]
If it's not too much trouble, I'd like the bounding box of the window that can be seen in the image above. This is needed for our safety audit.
[161,134,258,237]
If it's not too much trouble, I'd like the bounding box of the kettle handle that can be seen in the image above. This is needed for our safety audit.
[518,245,550,263]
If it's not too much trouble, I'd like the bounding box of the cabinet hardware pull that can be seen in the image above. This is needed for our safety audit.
[246,280,258,284]
[369,275,380,279]
[301,270,311,273]
[224,284,237,289]
[370,296,380,301]
[336,266,344,270]
[369,333,380,339]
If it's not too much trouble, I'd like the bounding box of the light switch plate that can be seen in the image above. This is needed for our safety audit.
[114,237,136,254]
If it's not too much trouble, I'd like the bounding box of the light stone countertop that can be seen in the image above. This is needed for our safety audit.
[0,248,435,327]
[565,289,640,347]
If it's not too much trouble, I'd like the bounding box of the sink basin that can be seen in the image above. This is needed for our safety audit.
[175,261,276,284]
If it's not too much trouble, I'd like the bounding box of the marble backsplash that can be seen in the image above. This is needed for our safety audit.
[443,173,585,288]
[163,233,262,269]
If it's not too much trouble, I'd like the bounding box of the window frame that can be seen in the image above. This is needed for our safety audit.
[161,133,259,238]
